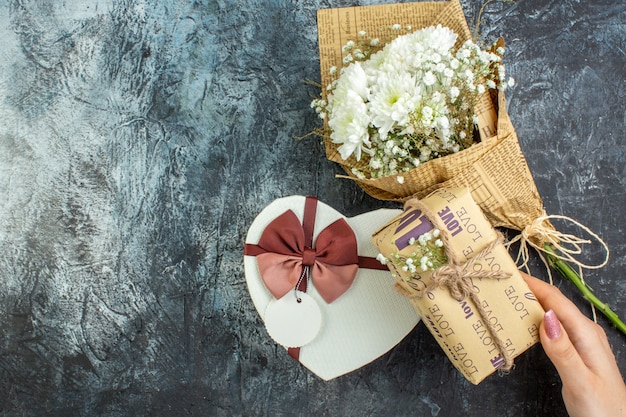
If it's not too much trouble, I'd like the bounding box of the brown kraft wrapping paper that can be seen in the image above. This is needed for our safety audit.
[372,187,543,384]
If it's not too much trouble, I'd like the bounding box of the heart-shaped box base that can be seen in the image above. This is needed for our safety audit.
[244,196,421,380]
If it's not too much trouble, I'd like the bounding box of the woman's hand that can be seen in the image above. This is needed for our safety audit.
[523,273,626,417]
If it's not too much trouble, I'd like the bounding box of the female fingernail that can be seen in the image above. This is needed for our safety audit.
[544,309,562,339]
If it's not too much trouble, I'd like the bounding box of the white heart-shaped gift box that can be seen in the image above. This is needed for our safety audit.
[244,196,420,380]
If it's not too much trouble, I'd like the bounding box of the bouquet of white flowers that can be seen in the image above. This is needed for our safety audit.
[312,25,514,180]
[313,1,539,230]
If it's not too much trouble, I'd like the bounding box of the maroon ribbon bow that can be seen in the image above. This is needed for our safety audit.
[245,197,360,303]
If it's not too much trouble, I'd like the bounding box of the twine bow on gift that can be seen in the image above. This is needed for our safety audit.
[430,240,511,301]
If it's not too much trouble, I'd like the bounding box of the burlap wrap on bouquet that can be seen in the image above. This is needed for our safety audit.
[317,0,549,235]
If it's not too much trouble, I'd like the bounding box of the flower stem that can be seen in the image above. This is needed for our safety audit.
[544,244,626,336]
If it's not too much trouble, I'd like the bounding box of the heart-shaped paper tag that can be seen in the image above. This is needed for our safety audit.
[244,196,420,380]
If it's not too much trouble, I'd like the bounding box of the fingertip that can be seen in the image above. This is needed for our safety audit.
[521,272,547,295]
[520,271,532,282]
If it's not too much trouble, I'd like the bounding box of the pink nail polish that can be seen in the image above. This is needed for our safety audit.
[544,309,562,339]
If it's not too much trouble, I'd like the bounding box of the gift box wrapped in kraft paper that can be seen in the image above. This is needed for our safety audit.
[372,187,544,384]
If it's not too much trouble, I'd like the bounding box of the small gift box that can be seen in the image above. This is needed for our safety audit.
[244,196,420,380]
[372,187,544,384]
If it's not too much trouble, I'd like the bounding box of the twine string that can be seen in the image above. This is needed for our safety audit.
[505,212,610,322]
[506,212,609,280]
[396,233,515,372]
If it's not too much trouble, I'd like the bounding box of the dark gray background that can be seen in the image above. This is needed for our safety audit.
[0,0,624,416]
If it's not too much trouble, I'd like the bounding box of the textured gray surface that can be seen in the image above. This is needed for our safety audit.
[0,0,624,416]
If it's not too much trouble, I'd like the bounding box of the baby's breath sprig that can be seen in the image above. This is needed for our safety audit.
[340,25,414,66]
[377,229,448,281]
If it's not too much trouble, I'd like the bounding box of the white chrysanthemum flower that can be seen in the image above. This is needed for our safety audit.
[328,90,371,160]
[368,72,419,138]
[337,61,369,99]
[397,175,405,184]
[430,25,458,52]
